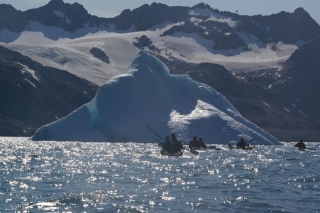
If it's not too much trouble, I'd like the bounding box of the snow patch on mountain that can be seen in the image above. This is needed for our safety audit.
[206,13,239,28]
[25,79,36,88]
[188,8,213,17]
[7,32,140,85]
[53,11,64,18]
[16,62,39,81]
[170,32,215,52]
[237,32,265,48]
[189,8,239,28]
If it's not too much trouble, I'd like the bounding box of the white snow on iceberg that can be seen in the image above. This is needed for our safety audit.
[31,51,280,145]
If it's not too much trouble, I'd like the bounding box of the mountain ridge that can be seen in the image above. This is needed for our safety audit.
[1,0,319,44]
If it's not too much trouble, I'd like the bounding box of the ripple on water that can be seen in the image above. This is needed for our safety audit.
[0,138,319,212]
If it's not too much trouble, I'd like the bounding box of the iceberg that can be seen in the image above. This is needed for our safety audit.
[31,51,280,145]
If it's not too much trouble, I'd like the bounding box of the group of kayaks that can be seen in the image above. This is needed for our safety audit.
[146,125,308,157]
[159,144,311,157]
[147,125,310,157]
[159,144,253,157]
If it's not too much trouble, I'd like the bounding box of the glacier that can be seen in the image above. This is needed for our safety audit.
[31,51,280,145]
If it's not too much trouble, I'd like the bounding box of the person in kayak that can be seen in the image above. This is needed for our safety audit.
[189,136,200,149]
[237,138,249,149]
[295,139,306,150]
[162,134,174,153]
[198,136,207,149]
[171,133,183,153]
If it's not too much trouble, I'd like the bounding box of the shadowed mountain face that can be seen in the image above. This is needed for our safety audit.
[238,8,320,44]
[269,37,320,121]
[25,0,91,32]
[0,4,27,32]
[0,45,98,136]
[233,36,320,141]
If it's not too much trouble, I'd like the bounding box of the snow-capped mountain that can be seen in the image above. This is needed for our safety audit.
[1,0,320,140]
[2,1,319,44]
[2,0,320,82]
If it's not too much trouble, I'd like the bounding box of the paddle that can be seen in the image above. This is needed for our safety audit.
[247,138,256,143]
[245,138,256,148]
[146,125,184,155]
[146,125,163,141]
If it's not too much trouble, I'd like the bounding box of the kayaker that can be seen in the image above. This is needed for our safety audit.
[198,136,207,149]
[171,133,183,153]
[162,134,173,153]
[237,138,249,149]
[295,139,306,150]
[189,136,200,149]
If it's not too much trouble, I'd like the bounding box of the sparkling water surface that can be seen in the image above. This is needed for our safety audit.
[0,137,319,212]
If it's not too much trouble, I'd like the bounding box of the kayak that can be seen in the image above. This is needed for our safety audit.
[191,146,222,151]
[192,147,206,150]
[160,149,183,157]
[206,146,222,150]
[229,145,254,150]
[189,148,199,155]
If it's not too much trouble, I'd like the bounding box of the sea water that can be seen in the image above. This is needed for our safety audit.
[0,137,319,213]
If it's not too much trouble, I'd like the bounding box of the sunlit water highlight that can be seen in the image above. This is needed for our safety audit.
[0,137,319,212]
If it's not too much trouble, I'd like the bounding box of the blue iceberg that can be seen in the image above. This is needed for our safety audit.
[31,51,280,145]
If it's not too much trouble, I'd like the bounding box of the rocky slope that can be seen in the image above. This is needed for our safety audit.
[0,45,98,136]
[235,36,320,141]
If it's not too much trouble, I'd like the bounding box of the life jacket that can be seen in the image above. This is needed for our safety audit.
[189,139,200,148]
